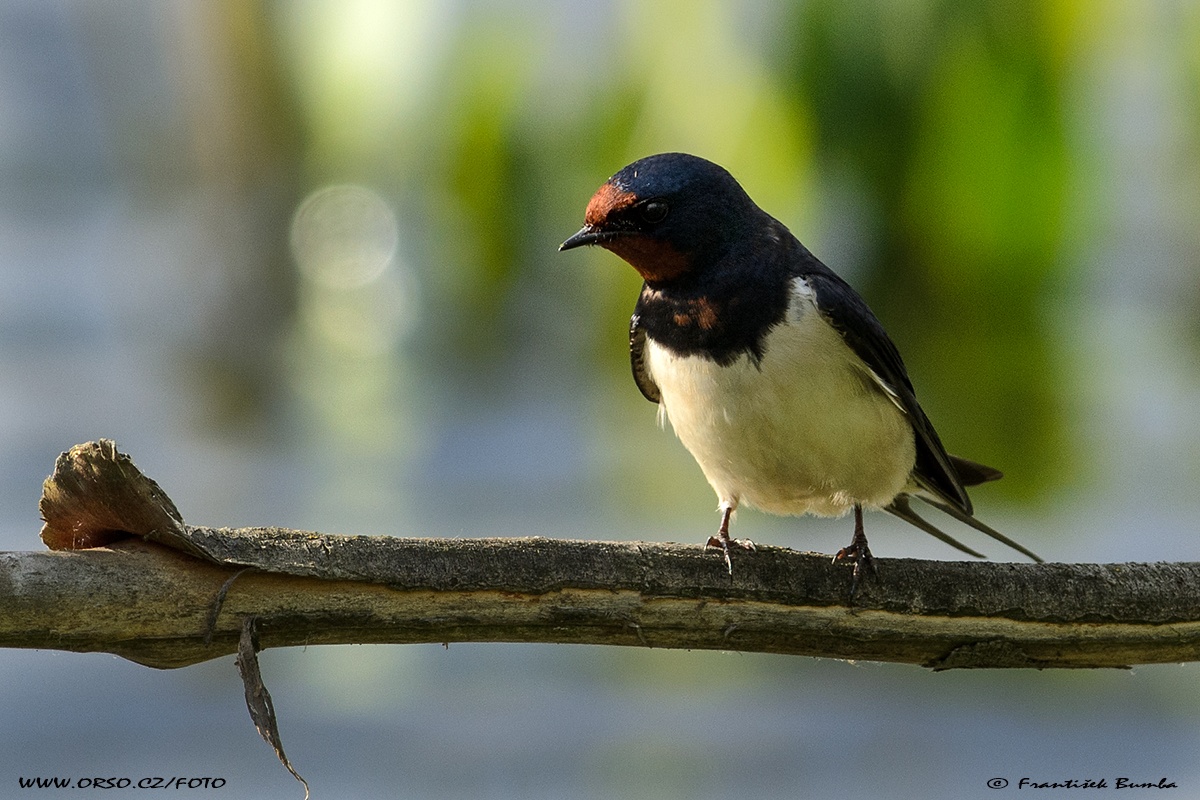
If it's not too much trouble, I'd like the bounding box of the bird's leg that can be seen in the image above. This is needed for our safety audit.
[834,504,877,595]
[706,504,755,575]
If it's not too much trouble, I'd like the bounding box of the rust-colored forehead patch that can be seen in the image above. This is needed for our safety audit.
[584,182,638,226]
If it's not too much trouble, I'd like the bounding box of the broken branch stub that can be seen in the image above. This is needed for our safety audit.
[39,439,212,562]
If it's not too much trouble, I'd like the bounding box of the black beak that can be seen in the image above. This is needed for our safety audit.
[559,225,602,252]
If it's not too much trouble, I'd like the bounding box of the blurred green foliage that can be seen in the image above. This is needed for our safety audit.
[782,0,1073,497]
[244,0,1200,504]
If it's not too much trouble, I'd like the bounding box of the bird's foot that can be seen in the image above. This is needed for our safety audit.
[834,506,878,597]
[832,540,877,595]
[705,535,756,575]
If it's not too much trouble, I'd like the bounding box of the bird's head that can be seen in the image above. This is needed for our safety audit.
[559,153,759,286]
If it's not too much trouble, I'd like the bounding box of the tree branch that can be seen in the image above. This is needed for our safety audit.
[7,526,1200,671]
[4,440,1200,672]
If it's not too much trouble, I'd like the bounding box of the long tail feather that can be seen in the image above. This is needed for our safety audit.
[885,496,987,559]
[923,497,1045,563]
[948,454,1003,486]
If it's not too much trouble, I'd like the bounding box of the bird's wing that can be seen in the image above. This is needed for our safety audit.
[802,267,972,514]
[629,311,661,403]
[806,267,1043,562]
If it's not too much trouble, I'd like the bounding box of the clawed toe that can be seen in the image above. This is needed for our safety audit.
[834,504,878,598]
[705,534,755,575]
[706,536,755,552]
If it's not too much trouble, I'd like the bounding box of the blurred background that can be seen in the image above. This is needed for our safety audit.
[3,0,1200,797]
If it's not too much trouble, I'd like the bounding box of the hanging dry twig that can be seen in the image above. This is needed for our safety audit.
[236,616,309,799]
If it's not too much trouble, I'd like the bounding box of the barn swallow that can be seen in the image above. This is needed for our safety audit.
[560,152,1042,588]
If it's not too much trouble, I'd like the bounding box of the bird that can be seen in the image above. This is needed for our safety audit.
[559,152,1042,588]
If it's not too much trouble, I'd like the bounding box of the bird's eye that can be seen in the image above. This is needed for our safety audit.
[639,200,669,224]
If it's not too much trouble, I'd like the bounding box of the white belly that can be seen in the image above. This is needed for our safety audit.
[645,283,915,518]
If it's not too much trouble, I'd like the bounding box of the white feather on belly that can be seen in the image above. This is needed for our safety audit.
[645,278,915,518]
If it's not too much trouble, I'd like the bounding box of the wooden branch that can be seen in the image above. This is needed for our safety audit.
[3,530,1200,670]
[5,440,1200,672]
